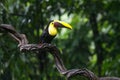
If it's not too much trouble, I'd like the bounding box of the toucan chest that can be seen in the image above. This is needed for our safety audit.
[39,30,56,43]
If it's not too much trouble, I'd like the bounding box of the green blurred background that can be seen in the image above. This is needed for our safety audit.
[0,0,120,80]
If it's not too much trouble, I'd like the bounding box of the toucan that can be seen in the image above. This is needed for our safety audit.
[38,20,72,76]
[39,20,72,43]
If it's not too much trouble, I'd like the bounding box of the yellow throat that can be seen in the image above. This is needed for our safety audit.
[48,22,57,36]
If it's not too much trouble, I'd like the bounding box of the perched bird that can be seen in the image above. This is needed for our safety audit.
[38,20,72,77]
[39,20,72,43]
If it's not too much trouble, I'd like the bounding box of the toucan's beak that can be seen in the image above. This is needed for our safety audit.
[53,20,72,29]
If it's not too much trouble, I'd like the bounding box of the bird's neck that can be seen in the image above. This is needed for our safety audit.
[48,23,57,36]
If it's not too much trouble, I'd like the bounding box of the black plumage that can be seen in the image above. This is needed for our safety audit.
[39,28,55,43]
[39,20,55,43]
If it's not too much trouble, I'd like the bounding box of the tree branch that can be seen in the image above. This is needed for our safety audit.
[0,24,120,80]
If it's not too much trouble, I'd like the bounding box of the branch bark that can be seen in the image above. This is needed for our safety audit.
[0,24,120,80]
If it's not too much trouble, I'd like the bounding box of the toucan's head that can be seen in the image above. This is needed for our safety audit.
[48,20,72,36]
[39,20,72,43]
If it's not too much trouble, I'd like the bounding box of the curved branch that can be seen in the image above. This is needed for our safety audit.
[0,24,28,47]
[20,44,98,80]
[1,24,120,80]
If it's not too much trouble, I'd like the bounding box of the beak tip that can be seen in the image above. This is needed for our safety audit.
[69,26,72,30]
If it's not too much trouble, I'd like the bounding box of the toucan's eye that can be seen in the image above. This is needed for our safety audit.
[51,22,54,24]
[51,22,55,26]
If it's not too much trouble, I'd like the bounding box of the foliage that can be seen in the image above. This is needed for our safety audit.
[0,0,120,80]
